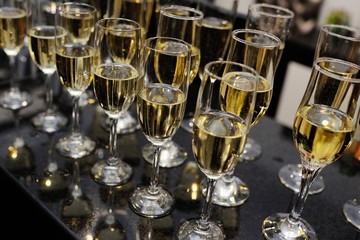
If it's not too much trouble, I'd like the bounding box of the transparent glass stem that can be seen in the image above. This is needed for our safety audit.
[71,159,82,198]
[44,72,55,114]
[108,117,119,166]
[148,144,163,195]
[71,96,81,136]
[281,165,323,234]
[198,178,217,231]
[8,55,19,91]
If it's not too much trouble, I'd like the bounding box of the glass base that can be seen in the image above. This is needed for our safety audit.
[278,164,324,195]
[180,116,194,133]
[200,175,249,207]
[0,88,31,110]
[343,199,360,230]
[241,137,262,161]
[262,213,317,240]
[101,111,140,134]
[177,219,224,240]
[55,133,96,159]
[90,159,132,186]
[142,141,187,168]
[31,110,68,133]
[129,186,174,218]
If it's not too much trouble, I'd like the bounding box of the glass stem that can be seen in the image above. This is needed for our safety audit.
[71,159,82,198]
[71,96,80,136]
[148,144,162,195]
[44,72,55,114]
[107,117,119,166]
[282,165,323,235]
[8,55,19,91]
[198,178,217,231]
[12,109,24,147]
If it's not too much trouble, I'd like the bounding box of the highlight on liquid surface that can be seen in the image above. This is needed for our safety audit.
[193,111,248,179]
[293,104,353,168]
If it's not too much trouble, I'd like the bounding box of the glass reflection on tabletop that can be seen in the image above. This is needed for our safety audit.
[6,138,35,179]
[138,216,174,240]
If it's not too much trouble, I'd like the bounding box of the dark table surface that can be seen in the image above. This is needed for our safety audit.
[1,76,360,240]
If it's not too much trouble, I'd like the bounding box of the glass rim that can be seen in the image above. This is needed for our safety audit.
[144,36,192,55]
[204,60,259,82]
[321,24,360,41]
[58,2,97,13]
[160,4,204,21]
[314,57,360,83]
[248,3,294,19]
[232,29,281,49]
[96,18,141,32]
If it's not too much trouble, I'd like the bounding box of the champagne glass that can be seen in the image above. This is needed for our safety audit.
[129,36,191,218]
[177,60,258,239]
[28,0,67,133]
[262,57,360,240]
[54,2,96,158]
[343,198,360,230]
[90,18,142,186]
[243,2,294,162]
[180,0,239,133]
[279,24,360,195]
[141,4,203,168]
[0,0,32,111]
[204,29,280,207]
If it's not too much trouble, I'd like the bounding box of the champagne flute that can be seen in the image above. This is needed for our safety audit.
[180,0,238,133]
[279,24,360,195]
[262,57,360,240]
[90,18,142,186]
[243,2,294,161]
[54,2,96,159]
[204,29,280,207]
[28,0,67,133]
[141,4,203,168]
[177,60,258,239]
[129,36,191,218]
[0,0,32,111]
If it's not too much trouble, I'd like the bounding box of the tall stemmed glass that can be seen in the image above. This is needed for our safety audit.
[177,60,258,239]
[243,2,294,162]
[0,0,32,111]
[90,18,142,186]
[129,36,191,218]
[180,0,238,133]
[205,29,280,207]
[262,57,360,240]
[141,4,203,168]
[28,0,67,132]
[279,24,360,195]
[54,2,96,158]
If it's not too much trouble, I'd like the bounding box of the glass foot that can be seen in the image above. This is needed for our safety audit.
[177,219,224,240]
[31,110,68,133]
[343,199,360,230]
[90,160,132,186]
[241,137,262,161]
[200,175,249,207]
[0,88,31,110]
[129,186,174,218]
[262,213,317,240]
[101,111,140,134]
[181,116,194,133]
[55,133,96,159]
[142,141,187,168]
[278,164,324,195]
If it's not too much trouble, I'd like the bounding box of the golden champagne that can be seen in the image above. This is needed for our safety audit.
[192,111,247,178]
[61,9,94,44]
[56,44,94,96]
[0,7,26,56]
[189,46,200,84]
[137,83,186,145]
[107,24,137,63]
[93,63,139,117]
[293,104,353,168]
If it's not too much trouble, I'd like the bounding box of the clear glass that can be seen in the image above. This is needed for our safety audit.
[141,4,203,168]
[54,2,96,159]
[180,0,238,133]
[90,18,142,186]
[129,37,191,218]
[177,60,258,239]
[278,24,360,194]
[28,0,67,133]
[343,198,360,230]
[204,29,280,207]
[244,2,294,162]
[0,0,32,111]
[262,57,360,239]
